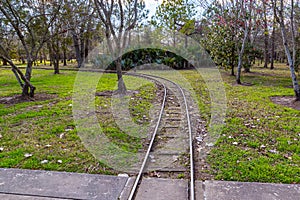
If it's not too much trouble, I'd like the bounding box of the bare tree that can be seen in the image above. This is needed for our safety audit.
[263,0,269,68]
[273,0,300,100]
[64,0,97,68]
[236,0,256,84]
[270,12,276,70]
[94,0,141,95]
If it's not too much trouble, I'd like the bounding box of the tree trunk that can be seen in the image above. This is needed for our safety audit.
[63,49,67,66]
[84,37,89,63]
[11,68,23,87]
[270,19,276,70]
[80,36,85,62]
[263,1,269,68]
[53,51,60,74]
[54,39,60,74]
[22,60,35,97]
[54,61,59,74]
[72,33,83,68]
[279,24,300,100]
[43,50,47,65]
[263,34,269,68]
[40,52,43,64]
[236,29,249,84]
[85,20,91,62]
[231,65,235,76]
[25,60,33,80]
[116,58,126,95]
[230,33,235,76]
[274,0,300,101]
[2,59,8,66]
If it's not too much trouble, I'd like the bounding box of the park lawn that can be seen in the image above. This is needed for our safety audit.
[138,63,299,184]
[182,64,300,184]
[0,63,299,184]
[0,68,156,174]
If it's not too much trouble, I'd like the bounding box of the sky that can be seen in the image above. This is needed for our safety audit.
[144,0,206,20]
[144,0,162,19]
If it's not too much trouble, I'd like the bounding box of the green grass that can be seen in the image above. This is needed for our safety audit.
[178,64,300,184]
[1,63,299,183]
[136,64,299,183]
[0,68,156,174]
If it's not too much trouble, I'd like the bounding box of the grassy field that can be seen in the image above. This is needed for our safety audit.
[184,64,300,184]
[0,63,299,183]
[0,68,156,174]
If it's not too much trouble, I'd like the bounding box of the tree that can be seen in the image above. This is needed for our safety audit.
[200,1,238,75]
[151,0,196,44]
[64,0,97,68]
[0,18,28,88]
[262,0,270,68]
[94,0,146,95]
[273,0,300,100]
[0,0,61,97]
[270,12,276,70]
[200,0,260,77]
[236,0,259,84]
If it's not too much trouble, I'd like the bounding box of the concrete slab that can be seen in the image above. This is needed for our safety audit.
[0,168,128,200]
[0,194,68,200]
[135,178,188,200]
[119,177,135,200]
[1,168,299,200]
[195,181,204,200]
[204,180,300,200]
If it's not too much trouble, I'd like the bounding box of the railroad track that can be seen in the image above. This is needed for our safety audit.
[5,66,198,199]
[126,73,195,200]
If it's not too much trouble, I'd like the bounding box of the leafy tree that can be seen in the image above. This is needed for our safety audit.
[200,0,262,81]
[0,0,61,97]
[151,0,196,46]
[200,3,237,75]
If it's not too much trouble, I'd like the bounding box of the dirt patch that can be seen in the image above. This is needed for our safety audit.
[249,71,280,77]
[95,90,139,97]
[232,82,254,87]
[270,96,300,111]
[0,93,58,106]
[0,83,10,87]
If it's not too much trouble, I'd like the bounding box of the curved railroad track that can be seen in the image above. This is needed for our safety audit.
[126,73,195,200]
[5,66,199,199]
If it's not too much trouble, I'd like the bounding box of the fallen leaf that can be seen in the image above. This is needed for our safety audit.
[41,160,48,164]
[269,149,277,154]
[118,173,129,177]
[24,153,32,158]
[196,136,203,143]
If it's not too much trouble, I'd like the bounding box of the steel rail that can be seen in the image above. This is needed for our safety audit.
[127,74,167,200]
[127,73,195,200]
[20,67,195,200]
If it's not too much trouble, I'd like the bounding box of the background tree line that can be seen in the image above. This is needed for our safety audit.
[0,0,299,100]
